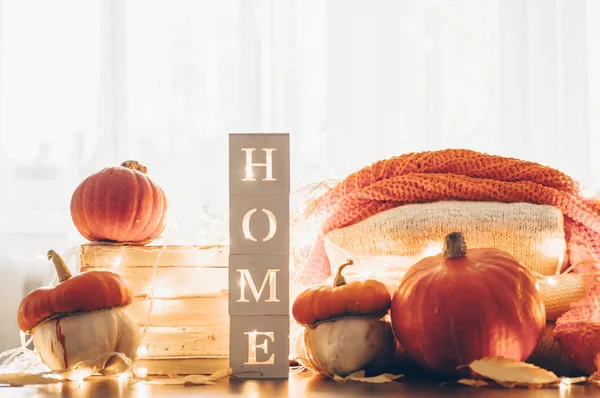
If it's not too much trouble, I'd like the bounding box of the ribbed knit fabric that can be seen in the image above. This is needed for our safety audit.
[539,273,587,321]
[527,323,581,376]
[554,273,600,374]
[299,149,600,285]
[323,201,567,277]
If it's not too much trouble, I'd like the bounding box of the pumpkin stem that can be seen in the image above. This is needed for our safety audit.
[47,250,72,282]
[333,259,354,287]
[443,232,467,259]
[121,160,148,174]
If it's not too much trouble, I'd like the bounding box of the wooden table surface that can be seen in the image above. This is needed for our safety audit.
[2,374,600,398]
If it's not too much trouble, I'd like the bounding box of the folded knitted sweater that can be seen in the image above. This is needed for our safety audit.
[323,201,567,277]
[299,148,600,285]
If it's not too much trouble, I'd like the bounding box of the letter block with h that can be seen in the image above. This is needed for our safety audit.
[228,133,290,379]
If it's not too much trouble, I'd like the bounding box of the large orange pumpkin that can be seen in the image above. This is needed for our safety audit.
[390,232,546,375]
[70,160,168,244]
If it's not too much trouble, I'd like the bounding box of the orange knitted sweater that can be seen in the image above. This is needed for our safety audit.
[298,149,600,285]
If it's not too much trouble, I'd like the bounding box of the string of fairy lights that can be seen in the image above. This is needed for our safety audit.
[0,205,592,381]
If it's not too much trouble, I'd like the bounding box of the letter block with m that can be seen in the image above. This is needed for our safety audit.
[229,254,289,315]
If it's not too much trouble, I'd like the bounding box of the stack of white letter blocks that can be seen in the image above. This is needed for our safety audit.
[228,133,290,379]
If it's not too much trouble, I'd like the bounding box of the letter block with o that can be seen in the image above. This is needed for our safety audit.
[229,194,289,255]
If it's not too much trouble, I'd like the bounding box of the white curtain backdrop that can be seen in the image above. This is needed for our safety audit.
[0,0,599,350]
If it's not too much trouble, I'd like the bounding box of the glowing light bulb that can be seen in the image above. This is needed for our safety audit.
[136,367,148,379]
[74,378,84,388]
[547,277,558,286]
[113,246,125,267]
[137,346,148,356]
[422,241,443,258]
[64,368,94,384]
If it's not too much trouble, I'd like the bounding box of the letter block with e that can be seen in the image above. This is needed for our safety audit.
[229,315,289,378]
[229,255,289,315]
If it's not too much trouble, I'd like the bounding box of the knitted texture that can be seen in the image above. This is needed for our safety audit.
[323,201,567,277]
[322,201,585,322]
[526,323,581,377]
[299,149,600,285]
[538,273,586,321]
[554,273,600,375]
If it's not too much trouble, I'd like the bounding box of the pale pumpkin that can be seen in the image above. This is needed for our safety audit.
[303,316,395,377]
[292,260,395,377]
[17,250,140,379]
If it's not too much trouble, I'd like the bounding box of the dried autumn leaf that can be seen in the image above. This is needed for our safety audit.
[333,370,403,383]
[146,368,232,386]
[464,357,559,387]
[0,373,64,387]
[183,368,232,386]
[205,367,232,382]
[457,379,490,388]
[145,379,185,385]
[560,377,587,385]
[182,375,216,386]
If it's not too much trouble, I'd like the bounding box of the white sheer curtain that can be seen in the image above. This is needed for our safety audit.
[106,0,600,238]
[0,0,598,350]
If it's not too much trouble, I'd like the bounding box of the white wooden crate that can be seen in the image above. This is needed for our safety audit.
[77,244,230,375]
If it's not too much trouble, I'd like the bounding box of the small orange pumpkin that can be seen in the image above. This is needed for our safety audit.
[292,259,392,326]
[292,260,395,377]
[18,251,133,332]
[17,250,140,377]
[70,160,168,244]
